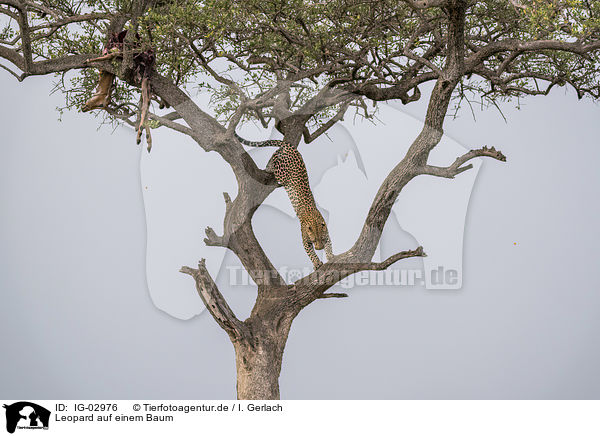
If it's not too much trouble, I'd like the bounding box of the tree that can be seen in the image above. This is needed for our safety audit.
[1,0,599,399]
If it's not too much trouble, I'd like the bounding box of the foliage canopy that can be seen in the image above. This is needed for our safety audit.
[2,0,599,132]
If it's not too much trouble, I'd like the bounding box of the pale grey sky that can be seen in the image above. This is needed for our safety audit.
[1,73,599,399]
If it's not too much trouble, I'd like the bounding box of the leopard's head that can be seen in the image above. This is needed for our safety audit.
[302,210,328,251]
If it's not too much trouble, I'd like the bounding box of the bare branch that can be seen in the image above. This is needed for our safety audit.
[0,45,24,71]
[365,246,426,271]
[0,62,24,81]
[204,193,232,248]
[292,246,426,299]
[317,292,349,299]
[147,112,192,135]
[420,146,507,178]
[466,40,600,72]
[299,246,427,304]
[353,72,437,103]
[180,260,250,342]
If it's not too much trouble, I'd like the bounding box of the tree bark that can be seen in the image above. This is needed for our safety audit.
[234,336,286,400]
[233,307,295,400]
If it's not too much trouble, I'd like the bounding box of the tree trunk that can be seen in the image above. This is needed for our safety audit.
[234,341,284,400]
[233,317,292,400]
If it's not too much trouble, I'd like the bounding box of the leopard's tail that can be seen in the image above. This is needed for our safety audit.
[234,132,285,148]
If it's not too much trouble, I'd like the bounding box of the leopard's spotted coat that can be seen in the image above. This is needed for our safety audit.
[235,132,334,268]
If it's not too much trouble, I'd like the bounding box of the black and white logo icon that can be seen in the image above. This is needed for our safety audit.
[3,402,50,433]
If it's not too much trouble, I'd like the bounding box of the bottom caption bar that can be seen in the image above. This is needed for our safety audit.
[1,400,599,435]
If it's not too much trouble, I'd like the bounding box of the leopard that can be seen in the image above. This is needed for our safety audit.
[235,132,334,269]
